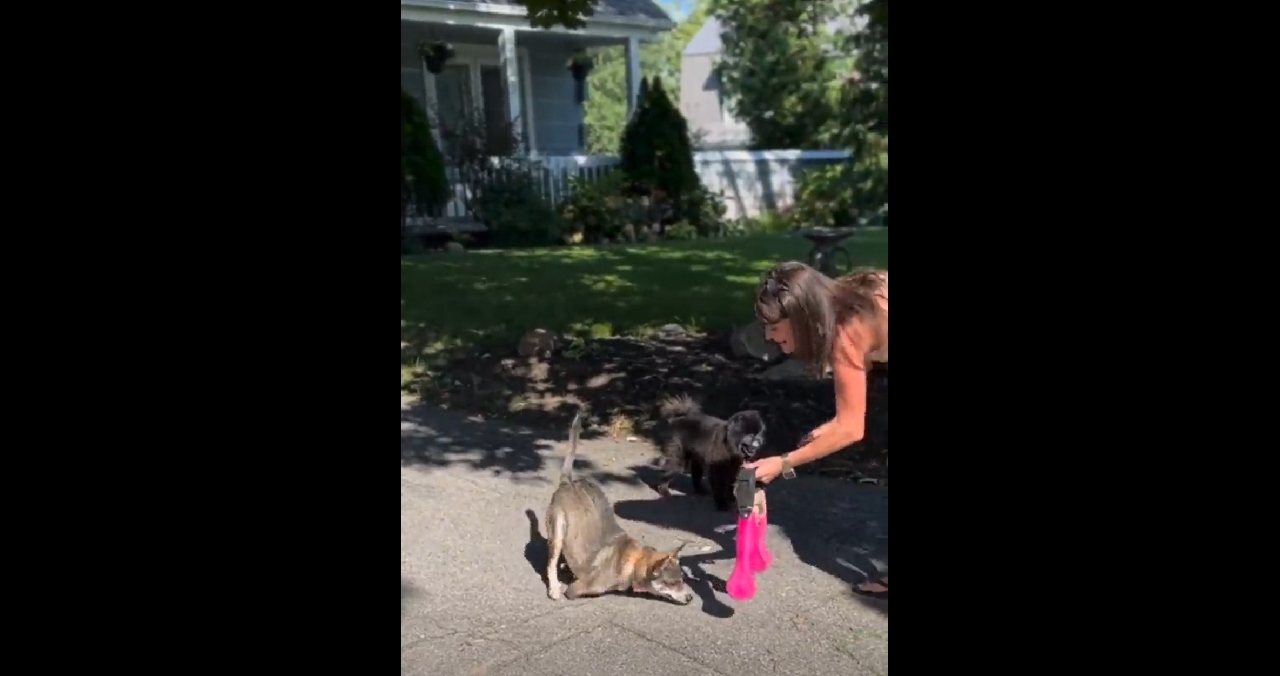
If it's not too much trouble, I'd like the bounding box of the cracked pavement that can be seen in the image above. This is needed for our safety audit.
[402,400,888,676]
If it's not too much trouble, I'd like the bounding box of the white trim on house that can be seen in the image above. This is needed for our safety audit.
[401,0,674,39]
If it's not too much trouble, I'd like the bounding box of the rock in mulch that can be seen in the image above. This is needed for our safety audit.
[655,323,687,339]
[517,328,557,359]
[730,319,784,363]
[407,332,888,483]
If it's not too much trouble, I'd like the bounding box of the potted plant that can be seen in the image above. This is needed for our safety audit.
[568,52,593,104]
[567,52,594,81]
[419,40,455,74]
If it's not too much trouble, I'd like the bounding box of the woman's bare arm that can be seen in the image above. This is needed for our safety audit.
[784,326,868,467]
[798,420,836,448]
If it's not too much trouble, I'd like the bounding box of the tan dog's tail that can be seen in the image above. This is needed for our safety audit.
[658,394,701,420]
[559,412,584,484]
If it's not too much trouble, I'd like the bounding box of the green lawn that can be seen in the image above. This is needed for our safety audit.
[401,231,889,358]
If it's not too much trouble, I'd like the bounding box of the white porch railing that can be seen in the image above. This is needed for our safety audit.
[417,149,852,223]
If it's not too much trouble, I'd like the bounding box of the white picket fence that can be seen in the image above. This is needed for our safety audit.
[428,149,852,222]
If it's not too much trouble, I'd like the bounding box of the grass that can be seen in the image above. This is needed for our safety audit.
[401,230,889,360]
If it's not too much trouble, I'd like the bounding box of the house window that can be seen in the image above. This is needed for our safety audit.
[478,65,515,155]
[426,51,534,155]
[434,64,471,126]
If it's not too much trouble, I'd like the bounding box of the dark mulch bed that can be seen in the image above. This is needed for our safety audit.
[405,331,888,484]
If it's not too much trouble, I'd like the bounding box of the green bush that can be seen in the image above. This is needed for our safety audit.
[401,89,450,231]
[431,99,566,248]
[790,160,888,230]
[679,184,728,237]
[664,221,698,240]
[559,171,642,243]
[618,77,725,236]
[473,163,566,248]
[739,211,794,235]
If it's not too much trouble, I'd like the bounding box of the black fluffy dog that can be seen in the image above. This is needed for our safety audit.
[654,395,766,511]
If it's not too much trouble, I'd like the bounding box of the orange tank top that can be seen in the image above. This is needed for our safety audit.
[841,270,888,366]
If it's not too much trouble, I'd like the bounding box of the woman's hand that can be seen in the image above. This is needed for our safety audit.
[743,455,786,484]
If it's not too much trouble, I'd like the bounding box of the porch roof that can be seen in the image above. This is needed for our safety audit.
[402,0,676,37]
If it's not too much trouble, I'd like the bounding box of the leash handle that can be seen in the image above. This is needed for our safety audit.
[734,466,758,518]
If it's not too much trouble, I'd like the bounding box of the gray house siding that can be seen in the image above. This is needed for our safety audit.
[679,51,750,149]
[526,48,585,155]
[679,18,751,149]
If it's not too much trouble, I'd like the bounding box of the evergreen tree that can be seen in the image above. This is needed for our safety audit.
[647,78,699,202]
[618,77,656,195]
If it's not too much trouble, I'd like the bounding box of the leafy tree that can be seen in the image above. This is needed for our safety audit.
[515,0,599,30]
[583,1,710,154]
[789,0,889,228]
[710,0,843,150]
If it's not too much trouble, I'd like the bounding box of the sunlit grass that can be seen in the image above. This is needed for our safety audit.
[401,231,888,358]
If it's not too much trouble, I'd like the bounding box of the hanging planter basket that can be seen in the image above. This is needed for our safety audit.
[419,41,455,74]
[567,54,594,82]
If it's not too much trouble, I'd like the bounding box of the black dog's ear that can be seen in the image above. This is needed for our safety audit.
[728,410,764,430]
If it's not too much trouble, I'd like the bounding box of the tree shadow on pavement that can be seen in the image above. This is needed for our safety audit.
[401,401,642,486]
[401,578,414,616]
[410,343,890,488]
[614,465,889,617]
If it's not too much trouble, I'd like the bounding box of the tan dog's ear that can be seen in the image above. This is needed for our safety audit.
[667,541,687,560]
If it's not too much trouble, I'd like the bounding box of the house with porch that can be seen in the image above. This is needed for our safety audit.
[402,1,673,195]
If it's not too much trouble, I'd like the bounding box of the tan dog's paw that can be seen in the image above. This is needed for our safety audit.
[547,582,566,600]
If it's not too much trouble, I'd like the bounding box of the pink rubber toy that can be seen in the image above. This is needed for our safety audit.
[749,511,772,571]
[726,513,759,600]
[727,509,771,600]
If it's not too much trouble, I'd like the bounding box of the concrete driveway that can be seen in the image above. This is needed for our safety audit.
[402,401,888,676]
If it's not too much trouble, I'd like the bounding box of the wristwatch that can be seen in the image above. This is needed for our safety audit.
[781,453,797,480]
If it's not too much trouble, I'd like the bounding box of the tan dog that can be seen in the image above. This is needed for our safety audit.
[544,413,694,604]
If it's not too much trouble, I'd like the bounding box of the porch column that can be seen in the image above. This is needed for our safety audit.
[498,27,525,153]
[625,36,642,120]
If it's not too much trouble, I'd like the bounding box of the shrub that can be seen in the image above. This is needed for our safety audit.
[618,77,721,236]
[790,160,888,230]
[559,171,639,244]
[472,162,566,248]
[664,221,698,240]
[738,211,794,236]
[679,184,728,237]
[435,105,563,247]
[401,88,450,241]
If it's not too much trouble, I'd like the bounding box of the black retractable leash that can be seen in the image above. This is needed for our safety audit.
[734,466,758,519]
[734,433,766,518]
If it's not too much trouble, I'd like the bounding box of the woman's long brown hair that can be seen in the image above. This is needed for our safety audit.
[754,262,885,374]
